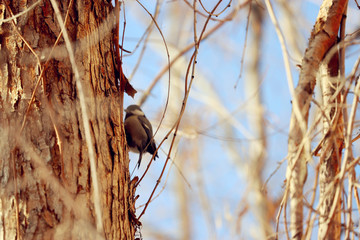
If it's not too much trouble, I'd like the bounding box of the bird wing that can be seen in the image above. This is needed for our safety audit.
[138,115,153,141]
[138,115,158,158]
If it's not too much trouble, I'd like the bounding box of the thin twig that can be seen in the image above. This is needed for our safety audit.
[134,0,171,161]
[138,0,224,220]
[0,0,41,24]
[138,0,250,106]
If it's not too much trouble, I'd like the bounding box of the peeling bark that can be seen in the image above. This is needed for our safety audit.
[286,0,347,239]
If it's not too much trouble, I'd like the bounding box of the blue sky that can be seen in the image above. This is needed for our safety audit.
[118,0,360,239]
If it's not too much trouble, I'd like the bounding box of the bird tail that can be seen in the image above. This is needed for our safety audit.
[137,152,142,169]
[148,141,158,160]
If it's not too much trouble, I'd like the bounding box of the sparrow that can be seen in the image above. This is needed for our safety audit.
[124,105,158,168]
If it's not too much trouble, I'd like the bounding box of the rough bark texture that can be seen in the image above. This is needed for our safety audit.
[0,0,134,239]
[286,0,347,239]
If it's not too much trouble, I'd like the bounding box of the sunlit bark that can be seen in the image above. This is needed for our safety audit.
[0,1,134,239]
[286,0,347,238]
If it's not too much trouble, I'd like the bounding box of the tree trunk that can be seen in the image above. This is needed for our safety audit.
[0,1,134,239]
[318,54,343,240]
[286,0,347,238]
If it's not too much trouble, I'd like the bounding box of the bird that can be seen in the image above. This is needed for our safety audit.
[124,104,158,168]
